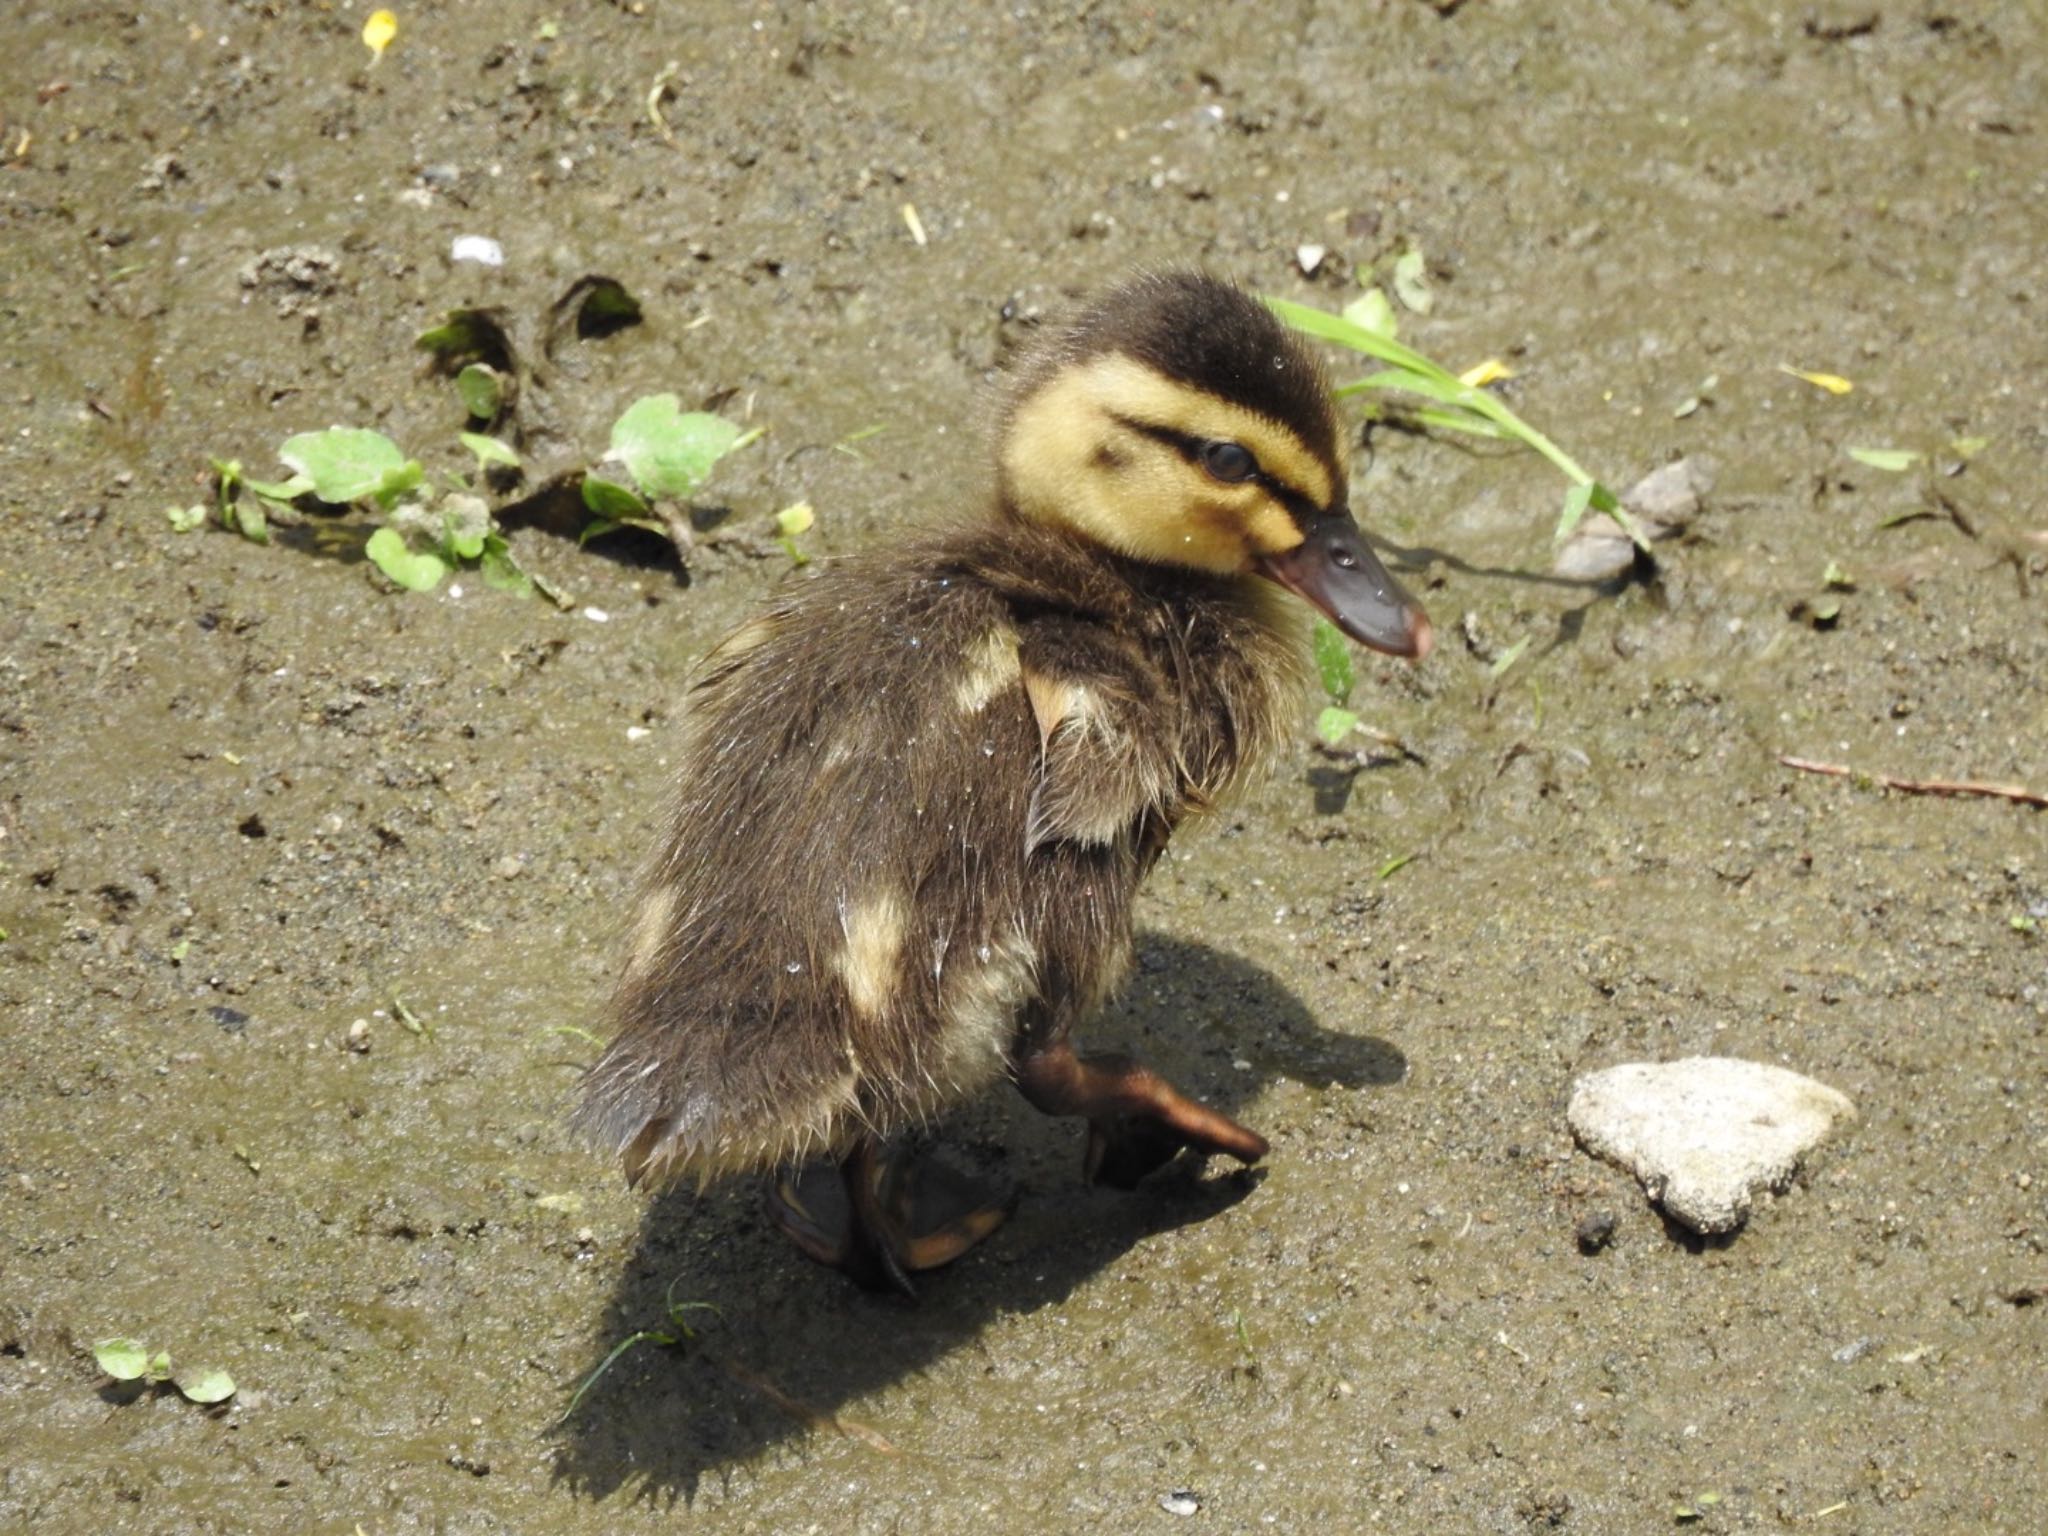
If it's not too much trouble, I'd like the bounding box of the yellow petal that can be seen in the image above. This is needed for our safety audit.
[363,10,398,59]
[1457,358,1516,388]
[1778,364,1853,396]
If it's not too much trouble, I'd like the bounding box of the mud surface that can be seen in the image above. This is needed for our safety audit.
[4,4,2045,1531]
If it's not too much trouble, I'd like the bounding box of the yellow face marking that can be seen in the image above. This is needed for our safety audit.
[1081,354,1338,504]
[954,624,1023,715]
[1002,354,1335,573]
[834,889,907,1020]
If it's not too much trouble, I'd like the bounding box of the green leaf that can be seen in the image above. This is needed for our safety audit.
[1822,561,1856,590]
[1315,705,1360,747]
[365,527,449,592]
[94,1338,152,1381]
[1341,288,1398,340]
[280,429,417,505]
[774,501,815,538]
[479,534,534,598]
[578,516,668,547]
[1391,248,1433,315]
[174,1367,237,1404]
[242,473,311,502]
[1847,447,1920,472]
[165,504,207,533]
[580,473,650,520]
[1488,636,1531,679]
[577,277,642,328]
[459,432,520,470]
[1312,617,1355,704]
[415,307,509,363]
[443,523,486,562]
[1264,295,1444,379]
[1948,434,1988,458]
[1399,406,1515,440]
[1350,367,1481,411]
[608,396,745,500]
[1556,481,1596,542]
[457,363,503,421]
[1377,852,1417,879]
[436,495,492,562]
[228,498,270,545]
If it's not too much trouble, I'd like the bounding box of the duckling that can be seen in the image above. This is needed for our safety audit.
[574,271,1431,1294]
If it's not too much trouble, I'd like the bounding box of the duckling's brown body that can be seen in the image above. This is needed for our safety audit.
[577,272,1430,1291]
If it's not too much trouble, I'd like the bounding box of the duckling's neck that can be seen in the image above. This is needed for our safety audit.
[939,512,1312,793]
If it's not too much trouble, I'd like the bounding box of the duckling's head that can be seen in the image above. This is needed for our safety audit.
[999,270,1431,659]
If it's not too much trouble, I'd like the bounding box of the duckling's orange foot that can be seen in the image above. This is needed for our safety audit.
[1013,1044,1271,1189]
[766,1139,1013,1297]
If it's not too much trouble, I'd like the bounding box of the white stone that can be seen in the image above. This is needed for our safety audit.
[1567,1057,1855,1233]
[449,234,505,267]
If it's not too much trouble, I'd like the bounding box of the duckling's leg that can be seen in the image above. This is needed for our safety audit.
[766,1139,1012,1296]
[1010,1039,1270,1189]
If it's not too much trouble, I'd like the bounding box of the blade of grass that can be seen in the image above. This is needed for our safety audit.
[1271,294,1647,552]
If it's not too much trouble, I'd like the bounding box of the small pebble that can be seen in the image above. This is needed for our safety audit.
[1575,1210,1618,1254]
[345,1018,370,1053]
[1159,1491,1202,1517]
[1295,243,1327,276]
[450,234,505,267]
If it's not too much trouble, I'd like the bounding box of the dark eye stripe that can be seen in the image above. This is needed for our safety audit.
[1108,413,1323,525]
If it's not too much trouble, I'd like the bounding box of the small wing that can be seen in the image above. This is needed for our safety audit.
[1017,616,1186,853]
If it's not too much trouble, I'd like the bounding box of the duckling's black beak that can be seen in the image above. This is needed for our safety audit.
[1257,511,1433,660]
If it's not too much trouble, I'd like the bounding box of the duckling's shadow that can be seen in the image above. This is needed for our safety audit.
[550,933,1403,1507]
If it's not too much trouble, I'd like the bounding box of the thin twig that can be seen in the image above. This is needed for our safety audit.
[1779,755,2048,808]
[711,1351,899,1455]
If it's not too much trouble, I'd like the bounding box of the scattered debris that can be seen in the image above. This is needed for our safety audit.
[1847,447,1919,472]
[1295,242,1327,276]
[1779,364,1853,396]
[362,9,398,62]
[136,151,185,194]
[1390,246,1433,314]
[1567,1057,1855,1234]
[237,246,341,319]
[1779,755,2047,809]
[451,234,506,268]
[1159,1491,1202,1517]
[1574,1210,1618,1254]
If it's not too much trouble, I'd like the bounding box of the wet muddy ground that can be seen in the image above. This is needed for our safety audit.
[3,3,2045,1531]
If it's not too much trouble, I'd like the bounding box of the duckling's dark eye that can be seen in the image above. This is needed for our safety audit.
[1200,440,1257,484]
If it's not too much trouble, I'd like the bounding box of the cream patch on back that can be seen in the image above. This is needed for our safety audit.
[954,624,1023,714]
[834,888,908,1020]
